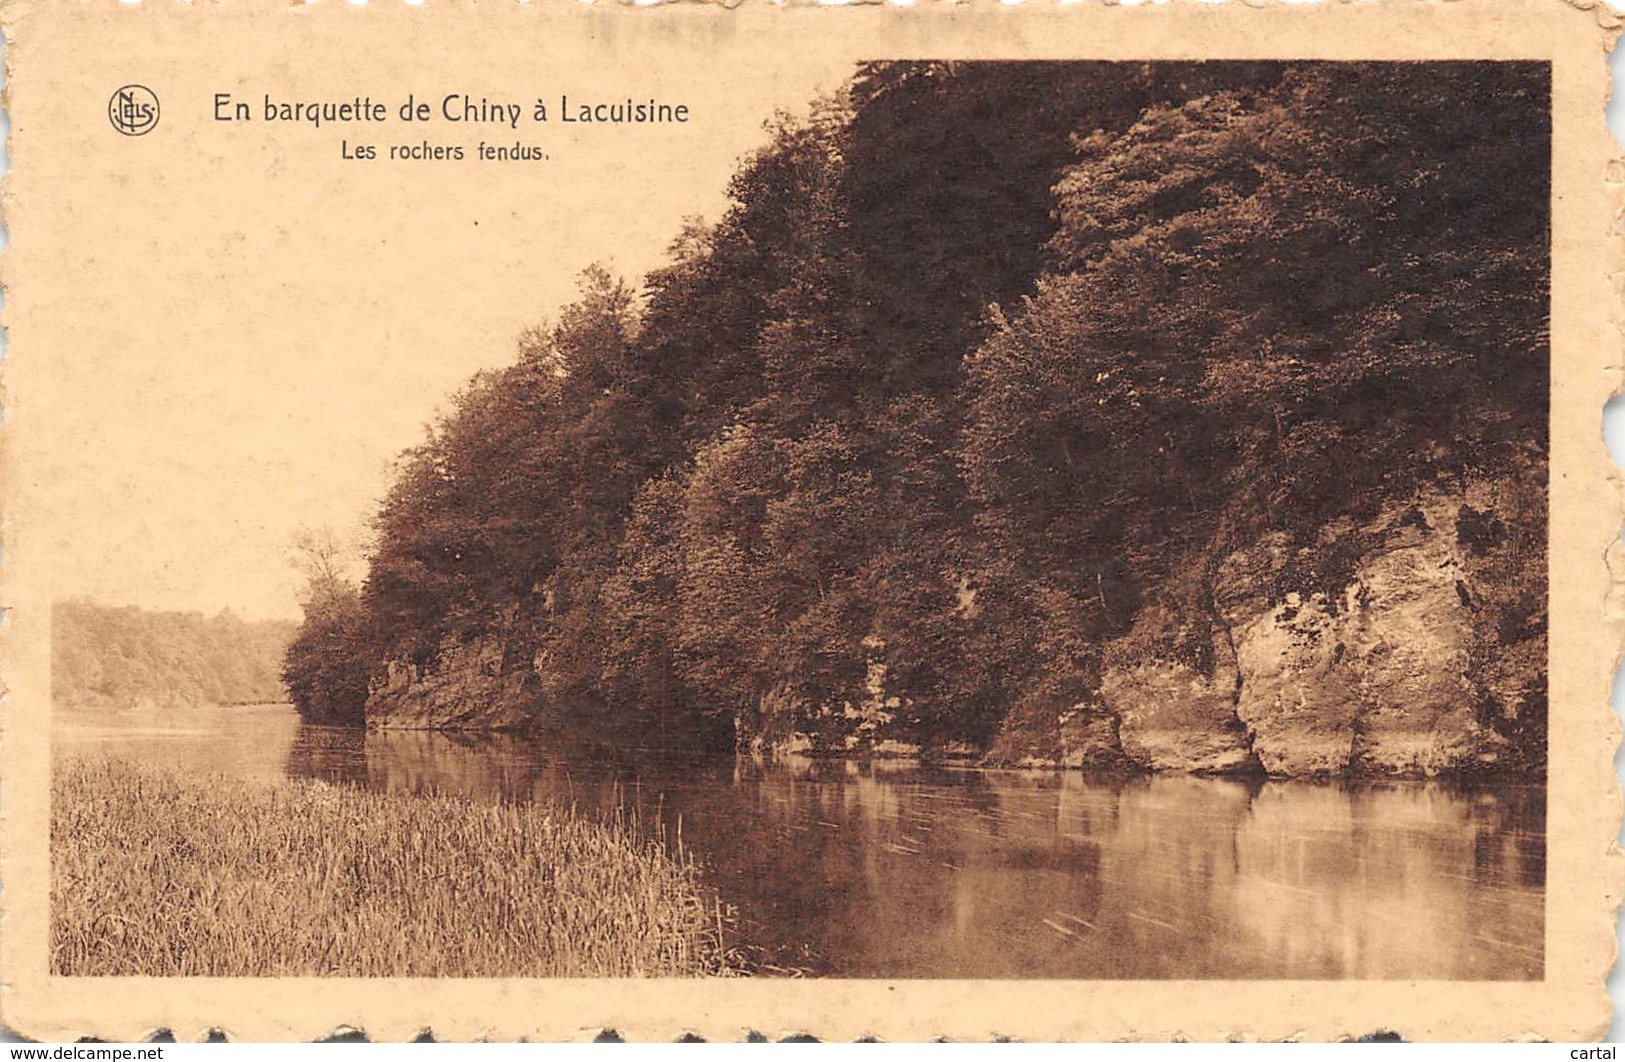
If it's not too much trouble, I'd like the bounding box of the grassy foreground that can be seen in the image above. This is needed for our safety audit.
[53,758,733,977]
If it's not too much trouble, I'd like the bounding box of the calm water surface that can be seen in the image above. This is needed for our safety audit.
[55,703,1544,980]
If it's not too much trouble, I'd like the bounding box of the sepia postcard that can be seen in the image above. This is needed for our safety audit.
[0,0,1621,1042]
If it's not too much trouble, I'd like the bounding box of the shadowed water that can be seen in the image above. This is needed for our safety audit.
[55,702,1544,980]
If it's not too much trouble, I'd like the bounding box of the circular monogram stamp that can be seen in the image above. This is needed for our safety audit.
[108,85,160,136]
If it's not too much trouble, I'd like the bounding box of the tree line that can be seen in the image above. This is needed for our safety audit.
[54,599,295,710]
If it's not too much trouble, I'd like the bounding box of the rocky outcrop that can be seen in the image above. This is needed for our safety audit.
[1339,512,1484,775]
[1099,604,1256,774]
[1224,594,1365,776]
[985,690,1130,770]
[1055,703,1130,769]
[1097,486,1542,778]
[365,632,535,730]
[1213,504,1481,776]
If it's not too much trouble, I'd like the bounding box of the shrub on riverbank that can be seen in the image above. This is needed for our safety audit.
[52,757,733,977]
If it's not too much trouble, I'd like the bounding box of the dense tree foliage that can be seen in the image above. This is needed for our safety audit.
[53,600,295,710]
[286,61,1549,760]
[962,63,1549,706]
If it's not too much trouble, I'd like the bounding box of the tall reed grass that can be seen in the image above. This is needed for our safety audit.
[53,757,733,977]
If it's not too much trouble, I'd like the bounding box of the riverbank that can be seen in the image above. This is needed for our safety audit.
[52,757,735,977]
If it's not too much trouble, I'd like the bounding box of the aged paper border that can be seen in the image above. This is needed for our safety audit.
[1,0,1620,1041]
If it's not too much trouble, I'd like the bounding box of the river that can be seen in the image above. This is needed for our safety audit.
[54,702,1544,980]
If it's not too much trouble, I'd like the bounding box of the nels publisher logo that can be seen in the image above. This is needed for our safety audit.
[108,84,159,136]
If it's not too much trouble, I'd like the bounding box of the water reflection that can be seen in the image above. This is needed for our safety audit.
[57,703,1544,980]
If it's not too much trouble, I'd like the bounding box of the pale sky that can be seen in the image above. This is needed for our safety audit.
[11,15,852,620]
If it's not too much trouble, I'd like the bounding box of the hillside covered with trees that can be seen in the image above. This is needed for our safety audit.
[285,61,1549,776]
[54,600,295,711]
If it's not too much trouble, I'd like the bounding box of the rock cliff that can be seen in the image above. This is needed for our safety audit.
[369,483,1544,779]
[366,632,536,731]
[1085,483,1544,778]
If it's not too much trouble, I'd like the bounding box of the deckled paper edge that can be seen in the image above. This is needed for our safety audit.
[0,0,1617,1042]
